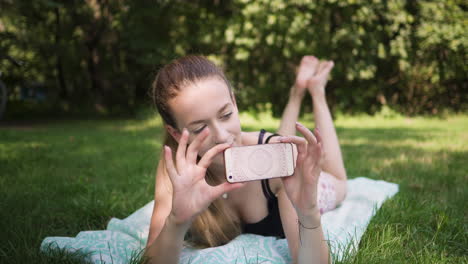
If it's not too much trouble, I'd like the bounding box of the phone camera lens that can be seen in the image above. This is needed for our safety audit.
[229,175,232,179]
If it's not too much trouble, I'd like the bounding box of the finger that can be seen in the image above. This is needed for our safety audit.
[314,128,322,146]
[277,135,307,150]
[295,122,318,146]
[297,123,324,160]
[164,145,179,183]
[198,143,231,169]
[305,141,323,182]
[277,135,308,164]
[209,182,245,200]
[176,128,189,169]
[186,127,210,164]
[310,128,323,158]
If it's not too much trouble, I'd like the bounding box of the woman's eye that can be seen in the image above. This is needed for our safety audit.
[192,113,231,134]
[193,126,206,134]
[222,112,232,119]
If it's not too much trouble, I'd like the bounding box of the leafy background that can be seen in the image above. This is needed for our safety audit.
[0,0,466,118]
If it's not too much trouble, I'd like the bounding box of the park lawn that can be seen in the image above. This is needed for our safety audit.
[0,113,467,263]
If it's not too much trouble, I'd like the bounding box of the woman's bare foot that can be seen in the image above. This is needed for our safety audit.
[293,56,320,98]
[306,60,334,99]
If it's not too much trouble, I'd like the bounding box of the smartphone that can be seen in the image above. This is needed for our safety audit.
[224,143,296,183]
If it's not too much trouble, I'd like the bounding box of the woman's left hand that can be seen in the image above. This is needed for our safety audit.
[278,122,323,221]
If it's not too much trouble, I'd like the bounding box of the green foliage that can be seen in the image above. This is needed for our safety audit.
[0,0,466,117]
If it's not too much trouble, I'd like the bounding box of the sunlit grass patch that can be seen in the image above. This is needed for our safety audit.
[1,113,467,263]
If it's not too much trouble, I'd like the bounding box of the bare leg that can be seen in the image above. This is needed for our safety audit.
[306,60,346,181]
[278,56,347,205]
[282,56,347,180]
[312,97,347,181]
[306,59,347,205]
[277,86,304,136]
[277,56,316,136]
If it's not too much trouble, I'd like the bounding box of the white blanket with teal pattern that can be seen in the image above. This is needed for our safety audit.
[41,177,399,264]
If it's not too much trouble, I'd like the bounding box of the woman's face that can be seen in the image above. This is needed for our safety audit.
[167,77,242,165]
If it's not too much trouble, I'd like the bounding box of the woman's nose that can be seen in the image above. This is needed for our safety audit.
[211,124,230,144]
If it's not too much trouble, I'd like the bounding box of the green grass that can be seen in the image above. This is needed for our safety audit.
[1,113,467,263]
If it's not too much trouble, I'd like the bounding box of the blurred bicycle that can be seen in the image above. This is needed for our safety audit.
[0,55,22,120]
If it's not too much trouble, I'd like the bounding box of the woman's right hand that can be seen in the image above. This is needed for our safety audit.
[163,127,244,227]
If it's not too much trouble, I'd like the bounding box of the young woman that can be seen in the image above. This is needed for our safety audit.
[145,55,347,264]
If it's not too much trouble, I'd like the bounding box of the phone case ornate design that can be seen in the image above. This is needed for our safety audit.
[225,143,295,183]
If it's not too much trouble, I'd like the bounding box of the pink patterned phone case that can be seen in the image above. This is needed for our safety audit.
[224,143,296,183]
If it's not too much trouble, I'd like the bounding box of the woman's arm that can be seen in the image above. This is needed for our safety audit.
[145,213,191,264]
[146,158,172,247]
[144,128,244,264]
[296,209,329,263]
[144,157,188,264]
[277,188,329,263]
[278,124,330,264]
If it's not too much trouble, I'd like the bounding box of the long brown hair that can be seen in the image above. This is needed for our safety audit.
[150,55,241,248]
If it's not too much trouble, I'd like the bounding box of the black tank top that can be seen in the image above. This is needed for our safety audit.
[242,129,286,238]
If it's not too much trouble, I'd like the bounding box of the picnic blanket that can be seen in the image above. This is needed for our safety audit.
[41,177,399,264]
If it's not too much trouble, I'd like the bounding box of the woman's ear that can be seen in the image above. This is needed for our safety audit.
[165,124,181,143]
